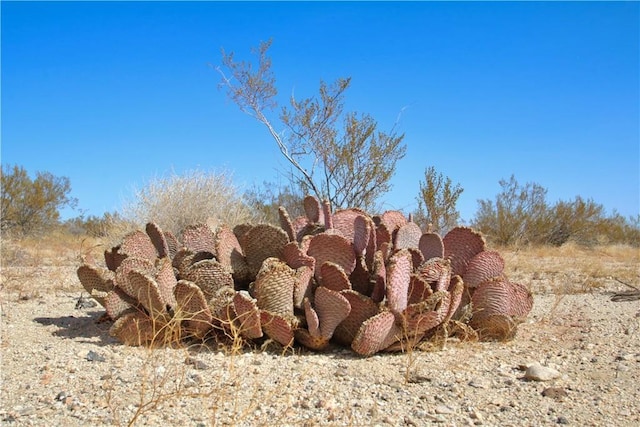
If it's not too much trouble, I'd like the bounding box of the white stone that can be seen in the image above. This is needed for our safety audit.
[524,363,560,381]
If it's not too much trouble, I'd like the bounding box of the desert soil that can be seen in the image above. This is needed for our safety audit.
[1,246,639,427]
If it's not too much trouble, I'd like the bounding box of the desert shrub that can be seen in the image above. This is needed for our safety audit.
[412,166,463,234]
[473,176,639,247]
[120,168,258,236]
[218,39,406,212]
[473,175,549,245]
[243,181,306,225]
[1,164,77,237]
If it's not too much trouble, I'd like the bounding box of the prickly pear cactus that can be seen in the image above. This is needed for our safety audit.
[77,196,533,355]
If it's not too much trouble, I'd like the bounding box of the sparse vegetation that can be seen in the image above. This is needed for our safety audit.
[473,175,640,247]
[1,164,77,237]
[119,168,258,236]
[413,166,464,234]
[217,39,407,212]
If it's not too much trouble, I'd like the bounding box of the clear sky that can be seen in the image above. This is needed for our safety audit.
[2,1,639,223]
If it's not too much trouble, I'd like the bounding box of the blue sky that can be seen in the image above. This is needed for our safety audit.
[2,1,639,223]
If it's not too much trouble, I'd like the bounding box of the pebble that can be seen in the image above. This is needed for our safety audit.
[468,379,490,389]
[184,356,209,370]
[524,363,560,381]
[435,404,455,415]
[542,387,568,400]
[75,294,97,309]
[86,350,105,362]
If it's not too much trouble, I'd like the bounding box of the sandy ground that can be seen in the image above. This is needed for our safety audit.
[1,249,639,427]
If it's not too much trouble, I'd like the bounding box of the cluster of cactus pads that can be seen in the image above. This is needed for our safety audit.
[77,196,533,356]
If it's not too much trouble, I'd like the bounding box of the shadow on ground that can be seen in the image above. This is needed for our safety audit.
[34,308,118,347]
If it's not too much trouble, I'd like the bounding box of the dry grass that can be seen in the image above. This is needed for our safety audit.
[0,231,111,300]
[499,242,639,295]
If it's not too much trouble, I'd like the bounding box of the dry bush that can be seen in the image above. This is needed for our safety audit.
[120,168,260,237]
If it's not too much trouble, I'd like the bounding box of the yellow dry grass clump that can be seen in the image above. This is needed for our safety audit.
[499,242,639,295]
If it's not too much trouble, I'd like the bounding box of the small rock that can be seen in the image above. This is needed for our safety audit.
[468,379,489,389]
[55,391,70,401]
[75,294,97,309]
[407,373,431,384]
[335,367,348,377]
[556,415,569,424]
[469,407,484,423]
[86,350,105,362]
[616,353,634,361]
[435,405,455,415]
[524,363,560,381]
[404,415,418,426]
[185,357,209,370]
[542,387,568,400]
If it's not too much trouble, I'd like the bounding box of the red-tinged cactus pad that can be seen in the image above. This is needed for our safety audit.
[319,262,352,292]
[253,258,296,318]
[408,274,433,305]
[293,265,314,309]
[110,310,156,346]
[127,270,170,322]
[145,222,170,259]
[105,287,137,320]
[416,258,451,290]
[349,256,371,296]
[120,230,158,261]
[215,225,251,283]
[445,275,464,323]
[182,259,234,301]
[172,248,194,272]
[163,230,180,259]
[260,311,295,347]
[114,257,156,300]
[370,250,387,303]
[333,290,380,346]
[386,249,413,315]
[207,286,237,322]
[380,210,407,235]
[307,233,356,280]
[470,278,534,340]
[443,227,486,277]
[241,224,289,277]
[278,206,296,242]
[394,222,423,250]
[322,199,333,229]
[303,298,320,337]
[154,257,177,309]
[232,291,263,339]
[407,247,425,270]
[463,250,505,288]
[295,329,330,351]
[174,280,213,339]
[364,220,377,269]
[353,214,372,257]
[315,286,351,339]
[104,246,127,272]
[351,311,402,356]
[303,195,322,224]
[375,223,392,251]
[282,242,315,269]
[77,264,115,297]
[181,223,217,254]
[331,208,368,242]
[402,291,451,337]
[385,295,458,351]
[418,232,444,261]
